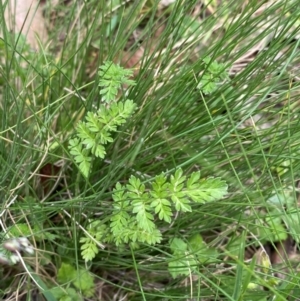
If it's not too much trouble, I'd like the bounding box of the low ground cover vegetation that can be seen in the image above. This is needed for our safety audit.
[1,0,300,300]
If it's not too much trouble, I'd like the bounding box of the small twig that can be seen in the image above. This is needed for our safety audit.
[0,195,18,233]
[15,250,44,291]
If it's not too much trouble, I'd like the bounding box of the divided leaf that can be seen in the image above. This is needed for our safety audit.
[80,237,99,262]
[135,210,155,232]
[171,193,192,212]
[169,169,191,212]
[197,73,217,94]
[151,198,172,223]
[68,138,91,177]
[106,168,227,248]
[68,99,136,177]
[110,211,130,236]
[98,61,136,103]
[186,177,228,203]
[170,168,186,191]
[69,62,137,178]
[79,167,227,260]
[85,112,101,132]
[80,221,106,262]
[197,56,229,94]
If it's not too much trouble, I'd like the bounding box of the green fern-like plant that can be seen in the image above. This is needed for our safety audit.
[98,61,136,103]
[80,168,228,261]
[75,62,228,262]
[197,56,229,94]
[79,220,108,262]
[68,61,136,177]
